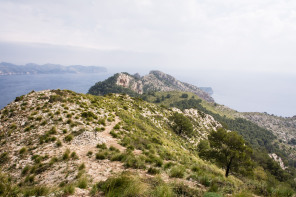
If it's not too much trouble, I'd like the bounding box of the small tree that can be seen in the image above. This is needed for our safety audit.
[170,112,193,136]
[181,93,188,98]
[205,128,253,177]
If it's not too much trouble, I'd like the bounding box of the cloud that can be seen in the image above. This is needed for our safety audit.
[0,0,296,73]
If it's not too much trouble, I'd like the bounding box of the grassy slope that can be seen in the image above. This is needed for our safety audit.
[0,90,294,196]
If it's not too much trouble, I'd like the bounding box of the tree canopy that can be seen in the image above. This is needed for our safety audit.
[200,128,253,177]
[169,112,193,136]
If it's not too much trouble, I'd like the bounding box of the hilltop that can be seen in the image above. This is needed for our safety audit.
[88,71,214,102]
[1,90,295,196]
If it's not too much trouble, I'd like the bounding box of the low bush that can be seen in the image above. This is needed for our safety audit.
[96,152,107,160]
[93,172,148,197]
[169,166,185,178]
[79,163,85,171]
[77,176,88,189]
[70,152,79,160]
[148,167,160,175]
[97,143,107,149]
[56,140,62,147]
[64,134,73,142]
[19,147,27,155]
[62,184,75,195]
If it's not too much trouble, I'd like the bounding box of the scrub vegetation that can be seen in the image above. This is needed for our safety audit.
[0,89,295,196]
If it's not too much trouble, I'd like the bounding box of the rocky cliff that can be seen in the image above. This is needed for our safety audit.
[88,70,214,102]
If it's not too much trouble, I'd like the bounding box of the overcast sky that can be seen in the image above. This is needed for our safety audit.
[1,0,296,74]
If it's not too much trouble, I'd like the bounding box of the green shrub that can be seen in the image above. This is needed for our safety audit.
[63,184,75,195]
[77,176,88,189]
[78,163,85,171]
[148,167,160,175]
[208,182,218,192]
[114,124,120,130]
[109,146,120,152]
[181,93,189,98]
[169,166,185,178]
[200,175,211,187]
[97,143,107,149]
[152,156,163,167]
[124,155,146,169]
[56,140,62,147]
[204,192,223,197]
[24,175,35,184]
[15,95,24,102]
[110,153,126,161]
[71,152,79,160]
[94,172,148,197]
[32,155,42,164]
[49,157,58,165]
[62,149,70,160]
[151,180,174,197]
[23,186,49,197]
[173,182,201,196]
[87,151,93,157]
[22,165,31,176]
[191,165,200,172]
[64,134,74,142]
[127,145,135,151]
[98,118,106,126]
[49,126,57,134]
[170,112,194,136]
[110,130,118,138]
[96,152,107,160]
[0,152,9,164]
[164,162,175,169]
[19,147,27,155]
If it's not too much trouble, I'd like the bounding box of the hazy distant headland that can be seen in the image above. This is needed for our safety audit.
[0,62,107,75]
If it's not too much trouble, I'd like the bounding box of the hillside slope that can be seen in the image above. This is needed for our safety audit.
[0,89,232,196]
[1,90,294,196]
[88,71,214,102]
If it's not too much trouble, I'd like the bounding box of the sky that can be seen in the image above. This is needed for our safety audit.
[0,0,296,116]
[1,0,296,73]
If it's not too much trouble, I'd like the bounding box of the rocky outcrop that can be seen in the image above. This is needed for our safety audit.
[91,70,214,102]
[269,153,287,170]
[242,112,296,143]
[115,73,143,94]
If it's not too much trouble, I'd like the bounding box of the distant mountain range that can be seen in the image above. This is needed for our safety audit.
[88,70,214,102]
[0,62,107,75]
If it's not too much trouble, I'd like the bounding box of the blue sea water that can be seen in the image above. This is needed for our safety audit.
[0,73,112,109]
[0,71,295,117]
[170,70,296,118]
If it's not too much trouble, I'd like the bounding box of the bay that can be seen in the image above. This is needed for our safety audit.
[0,73,112,109]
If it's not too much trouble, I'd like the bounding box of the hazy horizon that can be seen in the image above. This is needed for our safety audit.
[0,0,295,117]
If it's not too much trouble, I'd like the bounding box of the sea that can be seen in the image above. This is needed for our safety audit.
[171,70,296,118]
[0,73,112,109]
[0,71,295,117]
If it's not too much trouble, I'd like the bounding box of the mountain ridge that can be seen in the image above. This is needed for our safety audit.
[88,70,214,102]
[0,62,107,75]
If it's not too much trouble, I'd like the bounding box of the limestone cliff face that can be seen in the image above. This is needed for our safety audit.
[112,71,214,102]
[115,73,143,94]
